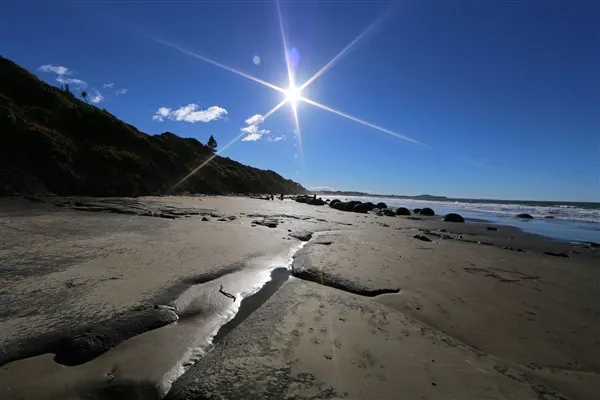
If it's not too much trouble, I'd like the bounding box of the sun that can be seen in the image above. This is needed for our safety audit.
[285,86,301,103]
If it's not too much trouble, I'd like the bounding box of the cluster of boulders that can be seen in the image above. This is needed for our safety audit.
[295,196,467,223]
[294,195,326,206]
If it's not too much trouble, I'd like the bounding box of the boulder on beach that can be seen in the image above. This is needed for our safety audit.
[443,213,465,223]
[419,207,435,216]
[362,202,376,211]
[516,213,534,219]
[413,208,422,214]
[333,201,346,211]
[329,199,341,208]
[344,201,362,212]
[309,198,325,206]
[395,207,411,216]
[377,209,395,217]
[376,202,387,209]
[353,203,368,213]
[295,195,310,204]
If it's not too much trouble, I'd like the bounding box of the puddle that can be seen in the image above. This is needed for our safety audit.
[0,242,306,400]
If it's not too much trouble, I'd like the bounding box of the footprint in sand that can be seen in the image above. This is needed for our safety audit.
[324,349,333,360]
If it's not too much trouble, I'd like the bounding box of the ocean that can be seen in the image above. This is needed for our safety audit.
[326,196,600,243]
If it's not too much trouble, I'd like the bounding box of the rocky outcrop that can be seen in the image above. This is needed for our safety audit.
[329,199,341,208]
[344,201,362,212]
[353,203,368,213]
[376,202,387,209]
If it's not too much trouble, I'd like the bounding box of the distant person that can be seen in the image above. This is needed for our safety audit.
[271,194,274,201]
[280,193,284,201]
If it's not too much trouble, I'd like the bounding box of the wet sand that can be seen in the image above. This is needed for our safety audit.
[0,195,598,399]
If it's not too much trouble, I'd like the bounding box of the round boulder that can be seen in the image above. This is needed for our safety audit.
[344,201,362,212]
[362,202,376,211]
[329,199,341,208]
[413,208,422,214]
[309,198,325,206]
[443,213,465,223]
[353,203,368,213]
[376,202,387,209]
[516,213,534,219]
[395,207,411,216]
[333,201,346,211]
[419,207,435,216]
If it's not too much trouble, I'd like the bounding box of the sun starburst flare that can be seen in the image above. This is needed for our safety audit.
[156,2,429,190]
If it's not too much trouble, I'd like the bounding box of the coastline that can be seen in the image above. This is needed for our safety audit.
[1,195,598,399]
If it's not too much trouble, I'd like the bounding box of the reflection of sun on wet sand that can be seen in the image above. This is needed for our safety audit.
[1,195,599,400]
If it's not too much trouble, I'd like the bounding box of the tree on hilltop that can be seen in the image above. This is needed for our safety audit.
[207,135,218,152]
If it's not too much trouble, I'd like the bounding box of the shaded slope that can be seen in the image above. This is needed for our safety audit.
[0,56,305,196]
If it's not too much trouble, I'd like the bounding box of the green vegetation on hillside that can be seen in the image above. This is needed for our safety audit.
[0,56,306,196]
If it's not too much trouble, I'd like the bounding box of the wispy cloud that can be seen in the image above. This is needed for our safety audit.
[245,114,264,126]
[267,135,286,142]
[152,104,227,123]
[308,186,337,191]
[56,76,88,88]
[103,82,115,88]
[116,88,127,95]
[240,113,271,141]
[90,90,104,104]
[38,64,71,75]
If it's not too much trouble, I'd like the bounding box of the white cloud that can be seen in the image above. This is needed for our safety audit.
[152,107,172,122]
[245,114,264,125]
[90,90,103,104]
[241,132,263,142]
[103,83,115,88]
[116,88,127,95]
[38,64,71,75]
[267,135,286,142]
[56,76,87,88]
[240,113,273,142]
[152,104,227,123]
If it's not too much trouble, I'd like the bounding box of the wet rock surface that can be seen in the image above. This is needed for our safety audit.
[288,230,314,242]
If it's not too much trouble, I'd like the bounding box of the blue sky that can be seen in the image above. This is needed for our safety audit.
[2,0,598,201]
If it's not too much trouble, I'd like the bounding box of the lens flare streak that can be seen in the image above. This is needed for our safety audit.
[299,7,395,92]
[300,97,428,147]
[153,37,285,94]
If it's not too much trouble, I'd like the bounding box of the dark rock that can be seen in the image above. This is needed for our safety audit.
[329,199,341,208]
[353,203,368,213]
[516,213,534,219]
[395,207,411,216]
[407,216,422,220]
[376,202,387,209]
[583,241,600,248]
[443,213,465,223]
[252,218,278,228]
[308,198,325,206]
[543,216,555,219]
[333,201,346,211]
[362,202,376,211]
[503,246,524,252]
[413,234,432,242]
[288,230,313,242]
[543,251,569,258]
[486,226,498,231]
[413,208,421,214]
[377,209,395,217]
[295,195,311,204]
[418,207,435,216]
[217,218,228,222]
[227,215,237,220]
[344,201,362,212]
[201,217,209,221]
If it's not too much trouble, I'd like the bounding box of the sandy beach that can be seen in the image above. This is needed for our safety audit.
[1,195,598,400]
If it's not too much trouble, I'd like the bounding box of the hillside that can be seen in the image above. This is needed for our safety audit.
[0,56,306,196]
